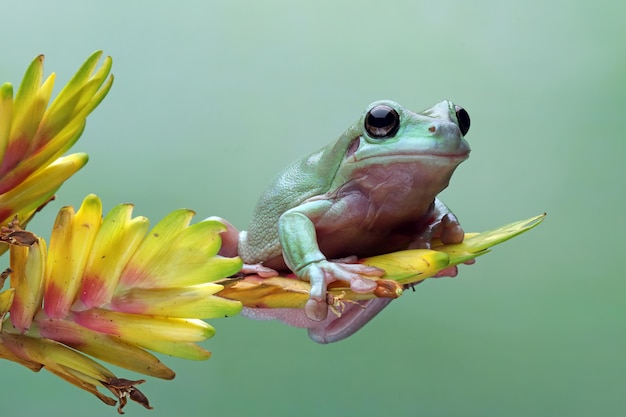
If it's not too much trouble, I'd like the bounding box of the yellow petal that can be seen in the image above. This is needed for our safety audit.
[129,339,212,361]
[0,153,88,226]
[44,206,76,317]
[217,214,547,308]
[40,52,113,149]
[0,333,43,372]
[0,288,15,321]
[119,216,241,289]
[112,284,242,318]
[0,82,14,163]
[44,195,102,318]
[9,238,46,332]
[79,204,149,308]
[50,51,112,118]
[6,55,47,164]
[73,308,215,344]
[217,276,311,309]
[36,318,175,379]
[363,249,451,285]
[0,332,118,405]
[434,213,547,265]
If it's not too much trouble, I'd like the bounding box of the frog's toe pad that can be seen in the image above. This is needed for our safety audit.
[440,213,465,244]
[302,260,382,320]
[305,298,328,321]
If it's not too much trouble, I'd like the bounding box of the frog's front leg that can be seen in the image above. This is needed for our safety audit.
[279,206,382,321]
[431,198,465,245]
[409,199,472,278]
[408,199,465,250]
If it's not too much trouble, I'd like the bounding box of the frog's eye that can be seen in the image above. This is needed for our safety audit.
[455,105,470,136]
[365,105,400,139]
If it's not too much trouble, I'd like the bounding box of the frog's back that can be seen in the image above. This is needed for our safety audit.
[238,144,342,264]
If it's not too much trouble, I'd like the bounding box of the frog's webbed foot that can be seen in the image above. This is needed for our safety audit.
[408,214,460,250]
[434,211,477,276]
[409,200,472,277]
[299,260,383,321]
[421,212,465,277]
[437,212,465,244]
[409,199,475,278]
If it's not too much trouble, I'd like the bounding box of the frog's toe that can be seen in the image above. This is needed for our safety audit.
[349,278,378,293]
[305,297,328,321]
[306,269,330,321]
[302,261,383,321]
[328,262,380,293]
[434,265,459,278]
[241,263,279,278]
[338,262,384,277]
[433,258,476,278]
[440,213,465,244]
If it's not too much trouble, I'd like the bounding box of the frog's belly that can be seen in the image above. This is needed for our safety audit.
[310,190,435,259]
[315,220,427,260]
[259,217,430,272]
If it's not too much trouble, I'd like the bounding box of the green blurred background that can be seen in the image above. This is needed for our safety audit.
[1,1,624,416]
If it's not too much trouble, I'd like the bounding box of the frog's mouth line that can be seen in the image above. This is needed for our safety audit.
[350,152,469,165]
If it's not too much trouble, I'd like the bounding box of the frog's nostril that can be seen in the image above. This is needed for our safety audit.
[428,126,436,133]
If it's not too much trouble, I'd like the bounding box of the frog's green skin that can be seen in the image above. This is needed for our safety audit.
[228,100,470,343]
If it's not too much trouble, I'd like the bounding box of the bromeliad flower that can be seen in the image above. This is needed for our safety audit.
[0,195,242,413]
[215,214,544,343]
[217,214,546,309]
[0,52,548,413]
[0,51,112,255]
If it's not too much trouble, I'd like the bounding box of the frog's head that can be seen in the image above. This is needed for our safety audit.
[330,100,471,201]
[348,99,470,162]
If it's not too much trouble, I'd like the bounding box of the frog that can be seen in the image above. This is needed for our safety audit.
[217,99,471,343]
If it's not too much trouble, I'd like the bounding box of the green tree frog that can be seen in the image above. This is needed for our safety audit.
[218,100,471,343]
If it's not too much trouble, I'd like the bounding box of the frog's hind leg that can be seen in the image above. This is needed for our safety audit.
[209,216,279,277]
[209,216,240,257]
[307,298,392,344]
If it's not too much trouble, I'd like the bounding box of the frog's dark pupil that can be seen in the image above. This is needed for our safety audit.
[365,105,400,138]
[455,106,470,136]
[369,107,394,128]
